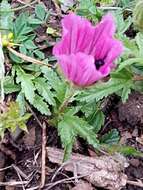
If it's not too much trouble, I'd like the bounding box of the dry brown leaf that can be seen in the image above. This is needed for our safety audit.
[46,147,128,190]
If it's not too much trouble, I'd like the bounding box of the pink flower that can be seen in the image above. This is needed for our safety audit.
[53,13,123,86]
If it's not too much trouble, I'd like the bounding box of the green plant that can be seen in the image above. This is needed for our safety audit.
[1,0,143,161]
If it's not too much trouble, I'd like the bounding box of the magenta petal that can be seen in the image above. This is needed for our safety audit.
[101,40,123,74]
[53,13,95,55]
[58,53,104,86]
[53,12,124,87]
[90,14,116,57]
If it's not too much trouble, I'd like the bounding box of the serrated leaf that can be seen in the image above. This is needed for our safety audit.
[117,58,143,72]
[78,77,132,103]
[24,40,37,50]
[33,94,51,115]
[4,76,20,94]
[81,101,105,133]
[16,66,35,103]
[100,129,120,144]
[121,86,132,103]
[58,119,76,161]
[13,13,30,40]
[90,110,105,133]
[104,144,143,157]
[41,66,67,102]
[111,68,133,80]
[0,0,14,32]
[35,3,46,20]
[72,116,99,149]
[34,77,55,105]
[0,102,31,136]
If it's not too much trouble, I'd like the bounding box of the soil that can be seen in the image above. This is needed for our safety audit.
[1,1,143,190]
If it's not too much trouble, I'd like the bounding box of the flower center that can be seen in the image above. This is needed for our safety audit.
[94,59,105,70]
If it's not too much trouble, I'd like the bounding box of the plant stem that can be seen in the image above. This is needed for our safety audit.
[58,84,75,113]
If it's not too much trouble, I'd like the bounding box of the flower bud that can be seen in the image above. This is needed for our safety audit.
[2,39,9,47]
[133,0,143,31]
[8,32,14,40]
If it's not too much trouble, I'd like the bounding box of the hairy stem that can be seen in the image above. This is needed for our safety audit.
[58,84,75,113]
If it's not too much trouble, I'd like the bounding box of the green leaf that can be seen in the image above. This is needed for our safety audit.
[16,66,35,103]
[72,116,99,149]
[136,32,143,55]
[9,51,23,63]
[58,119,76,161]
[78,78,132,103]
[0,102,31,136]
[4,76,20,94]
[28,18,43,25]
[16,91,26,116]
[34,77,55,106]
[58,113,99,160]
[0,0,14,32]
[100,129,120,144]
[33,94,51,115]
[121,85,132,103]
[34,49,45,59]
[81,101,105,133]
[35,3,46,20]
[114,11,132,35]
[90,110,105,133]
[78,69,133,103]
[104,144,143,157]
[117,58,143,71]
[13,13,30,40]
[41,66,67,103]
[24,40,37,50]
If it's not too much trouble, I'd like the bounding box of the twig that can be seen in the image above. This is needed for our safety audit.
[26,175,86,190]
[0,181,28,186]
[51,161,70,182]
[26,186,39,190]
[127,180,143,188]
[0,0,38,13]
[26,103,43,128]
[40,122,47,188]
[13,165,26,190]
[12,164,27,179]
[7,46,52,67]
[0,165,12,172]
[52,0,62,17]
[16,0,34,8]
[46,174,87,190]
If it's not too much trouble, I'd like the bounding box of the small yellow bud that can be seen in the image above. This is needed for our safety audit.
[2,34,7,40]
[8,32,14,40]
[2,39,9,47]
